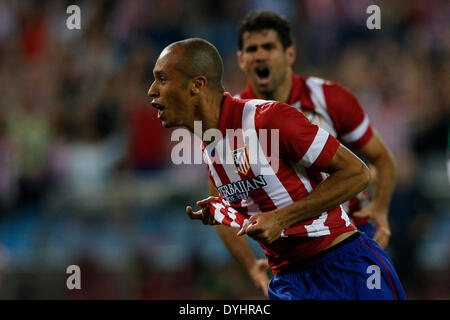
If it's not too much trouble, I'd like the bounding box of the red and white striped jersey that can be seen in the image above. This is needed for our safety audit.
[237,74,374,226]
[203,92,356,273]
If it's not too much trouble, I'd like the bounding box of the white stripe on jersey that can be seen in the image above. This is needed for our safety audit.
[340,205,351,227]
[299,127,330,168]
[242,100,294,209]
[341,114,370,144]
[304,212,331,237]
[305,77,337,137]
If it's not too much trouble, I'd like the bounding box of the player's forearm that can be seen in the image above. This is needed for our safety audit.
[209,180,259,272]
[215,224,258,271]
[277,162,371,229]
[368,149,396,213]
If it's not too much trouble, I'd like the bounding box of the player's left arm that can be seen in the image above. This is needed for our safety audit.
[352,129,396,248]
[323,81,396,248]
[238,104,371,244]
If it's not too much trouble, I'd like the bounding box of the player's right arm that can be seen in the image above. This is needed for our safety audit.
[209,180,270,298]
[352,129,395,248]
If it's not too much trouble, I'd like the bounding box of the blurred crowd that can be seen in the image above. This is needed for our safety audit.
[0,0,448,299]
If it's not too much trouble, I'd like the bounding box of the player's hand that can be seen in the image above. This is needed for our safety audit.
[237,211,283,244]
[249,259,271,298]
[186,196,220,225]
[353,207,391,248]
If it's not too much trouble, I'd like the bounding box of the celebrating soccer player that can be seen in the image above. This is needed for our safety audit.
[148,37,405,299]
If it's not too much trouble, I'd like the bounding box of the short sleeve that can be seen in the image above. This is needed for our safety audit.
[323,82,373,149]
[256,102,340,171]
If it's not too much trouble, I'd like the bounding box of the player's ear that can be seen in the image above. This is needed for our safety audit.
[285,45,296,67]
[237,51,245,71]
[191,76,207,95]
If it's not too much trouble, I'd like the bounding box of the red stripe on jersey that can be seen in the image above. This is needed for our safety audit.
[220,214,233,227]
[288,73,304,105]
[351,125,373,149]
[311,134,340,170]
[298,77,316,112]
[211,158,231,185]
[207,168,215,187]
[323,206,350,233]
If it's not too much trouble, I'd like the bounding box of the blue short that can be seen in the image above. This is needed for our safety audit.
[357,222,376,239]
[268,232,406,300]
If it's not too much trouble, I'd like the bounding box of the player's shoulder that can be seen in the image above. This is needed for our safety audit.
[248,99,291,114]
[230,94,279,109]
[303,76,360,111]
[296,74,349,103]
[310,76,358,97]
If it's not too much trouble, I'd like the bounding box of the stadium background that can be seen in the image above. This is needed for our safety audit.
[0,0,448,299]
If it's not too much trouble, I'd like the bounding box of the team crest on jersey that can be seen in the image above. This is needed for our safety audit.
[232,147,251,175]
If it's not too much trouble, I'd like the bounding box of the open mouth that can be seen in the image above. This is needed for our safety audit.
[255,66,270,80]
[152,103,165,111]
[152,103,165,119]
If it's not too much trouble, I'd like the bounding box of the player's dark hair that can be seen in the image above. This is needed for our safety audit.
[166,38,224,92]
[238,10,294,50]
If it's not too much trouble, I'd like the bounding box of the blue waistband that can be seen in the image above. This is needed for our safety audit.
[277,231,364,274]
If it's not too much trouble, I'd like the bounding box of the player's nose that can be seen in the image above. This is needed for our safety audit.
[148,81,159,99]
[253,46,267,62]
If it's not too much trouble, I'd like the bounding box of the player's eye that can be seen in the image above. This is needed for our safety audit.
[262,43,276,50]
[154,72,167,84]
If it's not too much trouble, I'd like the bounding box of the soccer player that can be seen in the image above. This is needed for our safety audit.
[210,10,397,297]
[148,38,405,299]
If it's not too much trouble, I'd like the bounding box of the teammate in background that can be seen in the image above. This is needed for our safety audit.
[148,38,405,299]
[210,10,397,296]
